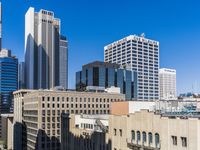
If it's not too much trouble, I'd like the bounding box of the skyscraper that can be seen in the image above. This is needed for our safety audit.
[0,49,18,112]
[0,2,2,50]
[0,49,18,137]
[18,62,25,89]
[59,35,68,89]
[159,68,176,100]
[25,7,68,89]
[104,34,159,100]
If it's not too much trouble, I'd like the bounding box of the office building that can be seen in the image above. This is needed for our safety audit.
[109,101,200,150]
[60,100,200,150]
[0,2,2,50]
[59,35,68,89]
[0,49,18,138]
[25,7,68,89]
[1,114,14,150]
[0,49,18,112]
[159,68,176,100]
[18,62,25,89]
[76,61,137,100]
[13,89,125,150]
[104,34,159,100]
[13,90,34,150]
[61,113,111,150]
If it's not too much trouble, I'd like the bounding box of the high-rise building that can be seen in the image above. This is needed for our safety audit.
[104,34,159,100]
[0,2,2,50]
[0,49,18,138]
[25,7,68,89]
[59,35,68,89]
[18,62,25,89]
[76,61,137,100]
[0,49,18,113]
[159,68,176,100]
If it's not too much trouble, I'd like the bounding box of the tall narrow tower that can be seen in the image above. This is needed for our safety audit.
[0,2,2,50]
[25,7,68,89]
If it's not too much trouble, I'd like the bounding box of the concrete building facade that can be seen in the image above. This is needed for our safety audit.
[61,114,111,150]
[104,35,159,101]
[13,89,125,150]
[109,101,200,150]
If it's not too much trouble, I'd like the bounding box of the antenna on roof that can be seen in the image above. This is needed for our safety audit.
[140,33,145,37]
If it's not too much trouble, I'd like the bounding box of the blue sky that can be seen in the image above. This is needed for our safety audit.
[1,0,200,94]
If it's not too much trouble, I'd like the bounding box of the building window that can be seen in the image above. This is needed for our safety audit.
[114,129,117,136]
[119,129,122,137]
[181,137,187,147]
[93,67,99,86]
[137,131,140,143]
[148,132,152,145]
[172,136,177,145]
[131,130,135,142]
[155,133,160,148]
[142,132,146,144]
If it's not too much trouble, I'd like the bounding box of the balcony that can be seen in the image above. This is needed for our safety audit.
[127,138,160,150]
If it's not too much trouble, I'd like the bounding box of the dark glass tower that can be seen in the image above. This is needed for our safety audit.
[76,61,137,100]
[0,49,18,113]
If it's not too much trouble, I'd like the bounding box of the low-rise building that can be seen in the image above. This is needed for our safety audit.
[13,89,125,150]
[60,100,200,150]
[61,113,111,150]
[110,101,200,150]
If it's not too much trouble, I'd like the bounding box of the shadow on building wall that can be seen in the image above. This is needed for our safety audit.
[13,121,27,150]
[35,130,60,150]
[61,113,112,150]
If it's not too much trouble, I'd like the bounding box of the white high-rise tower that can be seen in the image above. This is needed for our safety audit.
[159,68,176,100]
[104,34,159,100]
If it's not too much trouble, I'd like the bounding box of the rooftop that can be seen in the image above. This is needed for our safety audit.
[82,61,120,69]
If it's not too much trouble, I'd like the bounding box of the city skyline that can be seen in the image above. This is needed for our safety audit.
[1,0,200,94]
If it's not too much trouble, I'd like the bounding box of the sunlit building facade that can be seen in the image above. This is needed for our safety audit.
[76,61,137,100]
[104,35,159,100]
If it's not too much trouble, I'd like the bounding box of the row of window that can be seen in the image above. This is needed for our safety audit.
[41,10,53,16]
[42,109,110,116]
[42,103,110,109]
[172,136,187,147]
[42,96,119,103]
[131,130,160,148]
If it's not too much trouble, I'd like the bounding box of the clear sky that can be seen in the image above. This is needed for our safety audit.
[1,0,200,94]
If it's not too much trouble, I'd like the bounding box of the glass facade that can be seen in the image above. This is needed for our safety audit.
[76,61,137,100]
[0,57,18,113]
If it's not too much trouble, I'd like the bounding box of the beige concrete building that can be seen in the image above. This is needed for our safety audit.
[61,114,111,150]
[13,89,125,150]
[13,89,35,150]
[109,101,200,150]
[1,114,13,150]
[60,100,200,150]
